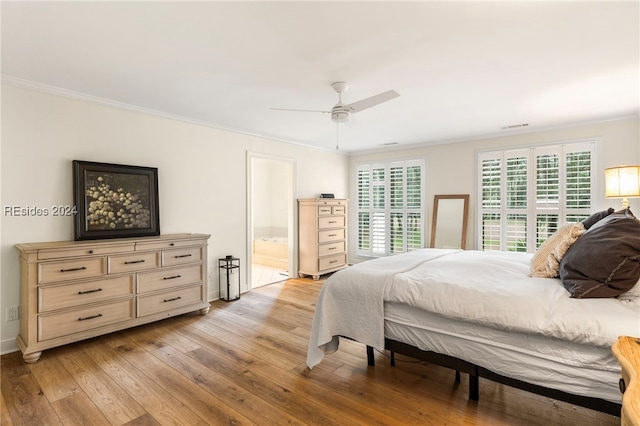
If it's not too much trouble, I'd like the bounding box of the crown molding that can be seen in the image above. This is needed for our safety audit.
[1,75,343,155]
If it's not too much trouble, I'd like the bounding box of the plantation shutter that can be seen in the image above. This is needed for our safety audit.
[357,159,424,257]
[478,141,595,253]
[357,168,371,252]
[505,152,528,252]
[480,156,502,251]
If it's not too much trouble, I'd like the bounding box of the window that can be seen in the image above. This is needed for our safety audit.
[356,159,425,256]
[477,141,595,253]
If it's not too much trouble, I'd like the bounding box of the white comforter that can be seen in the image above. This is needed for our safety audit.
[307,249,640,369]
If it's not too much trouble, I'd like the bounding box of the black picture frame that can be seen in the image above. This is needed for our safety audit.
[73,160,160,241]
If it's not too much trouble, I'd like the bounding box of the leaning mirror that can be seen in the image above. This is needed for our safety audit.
[430,194,469,249]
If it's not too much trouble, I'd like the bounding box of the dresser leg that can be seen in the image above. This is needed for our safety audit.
[199,306,210,315]
[23,351,42,363]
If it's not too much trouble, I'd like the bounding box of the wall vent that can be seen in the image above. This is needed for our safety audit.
[501,123,529,130]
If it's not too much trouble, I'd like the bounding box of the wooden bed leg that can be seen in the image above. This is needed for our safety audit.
[455,371,461,383]
[390,351,395,366]
[366,346,375,366]
[469,373,479,401]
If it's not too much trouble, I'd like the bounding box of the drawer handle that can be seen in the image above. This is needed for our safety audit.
[174,254,192,258]
[620,378,627,394]
[88,250,94,254]
[78,313,102,321]
[328,221,337,224]
[124,260,146,265]
[170,243,175,246]
[163,275,182,280]
[328,247,336,250]
[328,234,337,237]
[163,296,182,303]
[78,288,103,295]
[60,266,87,272]
[329,260,338,264]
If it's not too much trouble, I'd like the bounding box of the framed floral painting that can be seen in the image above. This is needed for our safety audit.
[73,160,160,240]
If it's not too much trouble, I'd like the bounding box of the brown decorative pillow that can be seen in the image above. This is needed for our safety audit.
[559,210,640,298]
[581,207,614,230]
[529,222,585,278]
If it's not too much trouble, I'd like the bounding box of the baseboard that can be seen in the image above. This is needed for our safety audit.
[1,337,19,355]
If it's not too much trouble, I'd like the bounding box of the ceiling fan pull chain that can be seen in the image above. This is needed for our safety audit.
[336,122,339,151]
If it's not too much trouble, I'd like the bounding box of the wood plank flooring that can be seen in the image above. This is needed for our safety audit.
[1,277,621,425]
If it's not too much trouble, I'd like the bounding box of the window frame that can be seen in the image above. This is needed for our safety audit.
[476,139,598,253]
[355,158,426,257]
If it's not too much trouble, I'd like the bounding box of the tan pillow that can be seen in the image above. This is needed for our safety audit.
[529,222,585,278]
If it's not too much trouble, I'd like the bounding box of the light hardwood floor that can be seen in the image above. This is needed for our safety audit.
[1,278,620,425]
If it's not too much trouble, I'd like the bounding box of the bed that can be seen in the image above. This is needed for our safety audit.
[307,209,640,416]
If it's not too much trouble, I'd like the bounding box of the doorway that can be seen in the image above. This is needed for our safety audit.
[247,153,296,289]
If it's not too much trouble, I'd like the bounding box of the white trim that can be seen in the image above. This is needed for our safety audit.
[1,75,340,154]
[3,75,633,157]
[355,158,425,257]
[1,338,19,356]
[353,117,636,156]
[246,152,297,291]
[476,139,598,252]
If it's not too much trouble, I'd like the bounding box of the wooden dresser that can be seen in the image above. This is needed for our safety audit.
[298,198,348,280]
[612,336,640,426]
[15,233,210,363]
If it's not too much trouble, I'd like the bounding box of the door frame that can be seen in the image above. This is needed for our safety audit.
[246,152,297,290]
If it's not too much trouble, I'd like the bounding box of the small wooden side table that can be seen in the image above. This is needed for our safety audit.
[612,336,640,426]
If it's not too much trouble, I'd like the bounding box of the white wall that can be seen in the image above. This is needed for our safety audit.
[3,84,637,355]
[252,158,290,238]
[348,117,639,261]
[0,85,349,353]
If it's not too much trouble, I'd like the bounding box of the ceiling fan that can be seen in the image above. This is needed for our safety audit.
[271,82,400,149]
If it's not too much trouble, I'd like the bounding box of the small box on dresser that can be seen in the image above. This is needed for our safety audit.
[298,198,348,280]
[15,233,210,363]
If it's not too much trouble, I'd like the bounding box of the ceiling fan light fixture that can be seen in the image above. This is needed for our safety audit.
[331,109,350,123]
[271,81,399,145]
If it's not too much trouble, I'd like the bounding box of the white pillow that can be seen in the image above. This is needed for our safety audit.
[618,278,640,306]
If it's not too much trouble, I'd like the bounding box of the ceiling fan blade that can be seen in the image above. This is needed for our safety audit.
[270,107,330,114]
[344,90,400,113]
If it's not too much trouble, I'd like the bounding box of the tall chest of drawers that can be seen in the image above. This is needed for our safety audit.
[15,233,210,363]
[298,198,348,280]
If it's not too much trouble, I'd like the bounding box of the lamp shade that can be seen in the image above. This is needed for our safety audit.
[605,165,640,198]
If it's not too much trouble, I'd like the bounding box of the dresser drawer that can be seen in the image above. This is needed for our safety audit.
[39,258,105,284]
[318,229,345,243]
[108,251,159,274]
[319,216,345,229]
[137,264,203,294]
[162,247,202,266]
[332,205,345,215]
[319,241,345,257]
[38,244,135,260]
[137,284,203,317]
[38,299,134,341]
[318,206,333,215]
[136,238,201,251]
[319,253,346,271]
[39,276,134,312]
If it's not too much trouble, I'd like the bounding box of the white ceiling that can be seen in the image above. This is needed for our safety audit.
[2,1,639,154]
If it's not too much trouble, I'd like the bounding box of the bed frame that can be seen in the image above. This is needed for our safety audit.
[366,338,622,417]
